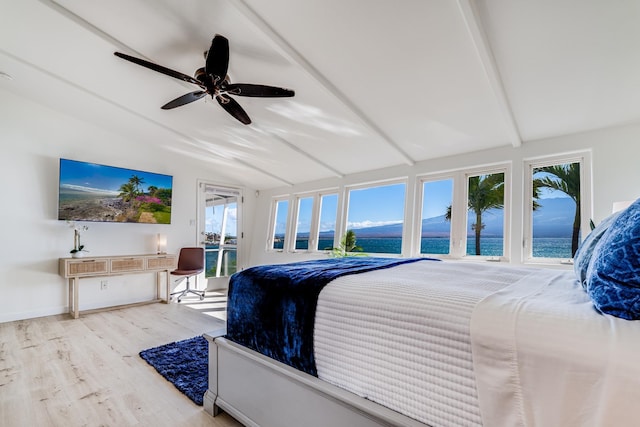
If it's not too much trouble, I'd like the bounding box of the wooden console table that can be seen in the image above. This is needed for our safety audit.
[59,254,177,319]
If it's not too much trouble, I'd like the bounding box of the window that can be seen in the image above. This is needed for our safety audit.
[466,172,505,257]
[294,196,314,250]
[345,181,406,254]
[524,153,591,263]
[270,198,289,250]
[416,164,510,259]
[268,191,340,253]
[419,178,454,255]
[316,193,338,251]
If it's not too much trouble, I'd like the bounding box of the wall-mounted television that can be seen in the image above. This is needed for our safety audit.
[58,158,173,224]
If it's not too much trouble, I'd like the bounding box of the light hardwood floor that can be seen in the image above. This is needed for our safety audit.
[0,299,242,426]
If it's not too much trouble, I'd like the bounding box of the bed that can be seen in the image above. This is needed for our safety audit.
[204,199,640,427]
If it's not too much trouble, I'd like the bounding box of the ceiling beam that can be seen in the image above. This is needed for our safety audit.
[457,0,522,147]
[230,0,415,165]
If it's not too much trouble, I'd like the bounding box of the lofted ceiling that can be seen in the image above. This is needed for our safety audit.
[1,0,640,189]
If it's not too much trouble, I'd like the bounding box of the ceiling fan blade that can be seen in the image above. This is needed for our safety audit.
[225,83,295,98]
[205,35,229,84]
[216,94,251,125]
[114,52,202,86]
[161,91,207,110]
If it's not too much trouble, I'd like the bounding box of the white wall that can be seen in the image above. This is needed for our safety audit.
[0,89,250,322]
[248,122,640,266]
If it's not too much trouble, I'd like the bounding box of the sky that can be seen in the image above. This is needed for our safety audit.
[422,179,453,219]
[59,158,172,193]
[347,183,406,228]
[318,194,338,232]
[275,200,290,234]
[206,204,237,237]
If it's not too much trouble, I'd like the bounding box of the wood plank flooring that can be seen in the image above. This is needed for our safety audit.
[0,300,242,426]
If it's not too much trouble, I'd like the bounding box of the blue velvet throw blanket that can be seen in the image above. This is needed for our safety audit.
[226,257,435,376]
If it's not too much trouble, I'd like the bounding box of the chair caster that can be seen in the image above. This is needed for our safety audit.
[177,298,182,303]
[200,294,205,301]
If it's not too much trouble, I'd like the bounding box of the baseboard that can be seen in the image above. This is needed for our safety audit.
[0,305,68,323]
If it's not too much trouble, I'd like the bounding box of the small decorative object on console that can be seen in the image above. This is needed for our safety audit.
[68,221,89,258]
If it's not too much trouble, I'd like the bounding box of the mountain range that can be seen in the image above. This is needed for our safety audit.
[316,197,577,239]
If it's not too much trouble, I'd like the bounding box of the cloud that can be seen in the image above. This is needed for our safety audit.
[205,207,237,234]
[60,183,119,196]
[347,220,403,229]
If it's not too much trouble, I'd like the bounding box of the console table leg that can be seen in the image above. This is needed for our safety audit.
[75,277,80,318]
[155,271,160,301]
[69,277,80,319]
[164,269,171,303]
[68,278,72,317]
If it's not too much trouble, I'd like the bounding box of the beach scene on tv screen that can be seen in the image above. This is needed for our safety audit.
[58,159,172,224]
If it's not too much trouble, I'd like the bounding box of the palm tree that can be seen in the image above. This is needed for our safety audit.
[343,229,363,252]
[444,174,504,255]
[128,175,145,194]
[331,229,364,257]
[533,163,581,255]
[532,177,544,211]
[467,174,504,255]
[118,182,137,203]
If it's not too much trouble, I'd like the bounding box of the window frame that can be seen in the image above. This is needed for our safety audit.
[523,151,592,265]
[462,165,511,261]
[290,192,316,252]
[414,172,457,258]
[314,191,340,252]
[268,189,341,254]
[343,178,408,256]
[264,152,594,266]
[267,195,291,252]
[414,163,511,260]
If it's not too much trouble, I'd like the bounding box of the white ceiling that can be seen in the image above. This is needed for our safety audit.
[2,0,639,189]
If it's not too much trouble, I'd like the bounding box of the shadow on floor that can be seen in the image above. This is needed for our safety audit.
[174,290,228,322]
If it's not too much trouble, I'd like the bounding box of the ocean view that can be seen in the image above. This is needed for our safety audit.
[293,237,573,258]
[273,196,577,259]
[206,236,572,278]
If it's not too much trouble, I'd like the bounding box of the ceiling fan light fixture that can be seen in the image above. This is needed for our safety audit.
[114,34,294,125]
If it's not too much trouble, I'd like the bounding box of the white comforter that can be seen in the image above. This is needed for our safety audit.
[472,268,640,427]
[313,260,640,427]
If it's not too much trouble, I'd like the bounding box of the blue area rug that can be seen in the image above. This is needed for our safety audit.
[139,335,208,405]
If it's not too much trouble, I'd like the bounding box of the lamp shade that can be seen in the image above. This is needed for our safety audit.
[157,233,167,254]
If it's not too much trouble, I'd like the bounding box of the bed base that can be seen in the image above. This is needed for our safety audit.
[204,331,428,427]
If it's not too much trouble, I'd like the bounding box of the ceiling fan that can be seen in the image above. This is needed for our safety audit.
[114,34,294,125]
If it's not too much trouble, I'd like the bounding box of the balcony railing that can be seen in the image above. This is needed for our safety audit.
[205,244,237,278]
